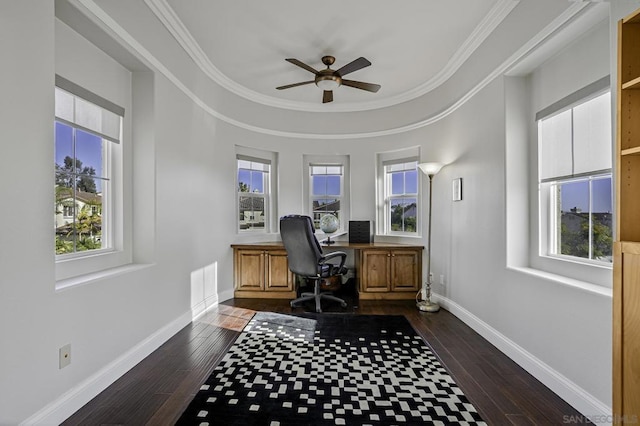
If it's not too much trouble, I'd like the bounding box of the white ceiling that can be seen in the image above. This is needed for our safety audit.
[150,0,516,112]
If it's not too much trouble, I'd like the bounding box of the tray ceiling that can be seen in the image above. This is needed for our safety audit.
[151,0,517,112]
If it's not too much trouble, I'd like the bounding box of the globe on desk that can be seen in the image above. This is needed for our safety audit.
[319,214,339,245]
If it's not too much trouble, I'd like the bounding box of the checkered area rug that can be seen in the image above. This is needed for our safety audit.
[177,312,486,425]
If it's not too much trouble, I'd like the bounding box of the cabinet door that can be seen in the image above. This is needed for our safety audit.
[235,250,265,291]
[391,249,420,291]
[361,250,390,292]
[265,250,293,291]
[614,242,640,420]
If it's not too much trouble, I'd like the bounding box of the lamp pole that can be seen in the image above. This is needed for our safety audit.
[417,162,443,312]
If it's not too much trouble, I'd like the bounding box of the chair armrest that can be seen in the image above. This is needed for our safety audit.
[320,251,347,272]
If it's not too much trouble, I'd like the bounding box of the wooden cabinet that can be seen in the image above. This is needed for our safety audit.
[233,246,294,298]
[614,8,640,422]
[360,250,390,292]
[613,243,640,421]
[232,242,422,300]
[359,248,422,299]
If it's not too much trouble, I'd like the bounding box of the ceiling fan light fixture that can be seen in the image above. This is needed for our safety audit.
[278,56,379,103]
[315,75,341,90]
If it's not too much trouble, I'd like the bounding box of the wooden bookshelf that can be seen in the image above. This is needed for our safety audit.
[613,6,640,422]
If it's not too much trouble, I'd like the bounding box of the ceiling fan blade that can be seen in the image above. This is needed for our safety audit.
[276,80,315,90]
[341,79,381,93]
[285,58,319,74]
[336,57,371,76]
[323,90,333,103]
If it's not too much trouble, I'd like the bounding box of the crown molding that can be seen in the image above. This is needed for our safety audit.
[144,0,519,113]
[142,0,242,96]
[72,0,591,139]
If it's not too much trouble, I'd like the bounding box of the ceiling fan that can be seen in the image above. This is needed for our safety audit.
[276,55,381,103]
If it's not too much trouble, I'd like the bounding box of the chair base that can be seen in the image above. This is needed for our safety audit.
[291,279,347,313]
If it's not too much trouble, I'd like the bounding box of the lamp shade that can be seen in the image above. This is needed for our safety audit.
[418,162,444,176]
[316,75,341,90]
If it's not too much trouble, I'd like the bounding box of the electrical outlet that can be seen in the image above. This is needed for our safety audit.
[59,344,71,369]
[440,274,445,285]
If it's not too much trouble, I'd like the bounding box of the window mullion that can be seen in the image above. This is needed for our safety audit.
[570,108,575,177]
[588,177,594,259]
[71,127,78,253]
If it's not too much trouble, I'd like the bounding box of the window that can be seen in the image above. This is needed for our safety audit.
[310,165,343,229]
[376,147,421,236]
[54,81,123,257]
[383,160,419,234]
[237,156,270,232]
[538,91,612,264]
[302,155,350,233]
[63,205,74,218]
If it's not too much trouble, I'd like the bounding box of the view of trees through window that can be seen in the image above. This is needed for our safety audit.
[55,122,107,255]
[387,161,418,233]
[237,159,268,230]
[555,176,613,263]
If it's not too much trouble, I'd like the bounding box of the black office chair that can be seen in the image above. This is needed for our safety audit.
[280,215,348,312]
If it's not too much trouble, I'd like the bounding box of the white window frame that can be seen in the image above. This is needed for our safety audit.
[54,119,114,255]
[54,75,129,281]
[236,146,278,234]
[542,174,612,265]
[383,160,420,235]
[376,147,421,237]
[309,164,344,230]
[303,155,350,235]
[535,83,613,275]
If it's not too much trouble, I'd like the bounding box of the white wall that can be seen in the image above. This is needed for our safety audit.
[0,2,230,423]
[0,0,635,423]
[0,2,57,424]
[529,21,612,283]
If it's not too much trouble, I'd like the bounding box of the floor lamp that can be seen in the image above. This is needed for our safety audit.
[417,162,444,313]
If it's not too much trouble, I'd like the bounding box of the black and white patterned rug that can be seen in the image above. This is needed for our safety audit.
[177,312,486,425]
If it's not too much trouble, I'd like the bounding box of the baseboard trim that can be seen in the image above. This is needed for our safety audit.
[218,288,235,304]
[191,294,219,321]
[434,294,611,425]
[21,308,197,425]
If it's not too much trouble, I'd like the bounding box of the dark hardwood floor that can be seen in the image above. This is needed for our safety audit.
[63,296,590,425]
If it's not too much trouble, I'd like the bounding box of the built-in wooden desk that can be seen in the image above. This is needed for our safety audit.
[231,241,424,300]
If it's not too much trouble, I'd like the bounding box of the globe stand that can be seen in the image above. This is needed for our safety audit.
[319,214,339,246]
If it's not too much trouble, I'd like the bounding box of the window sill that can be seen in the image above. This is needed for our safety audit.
[541,253,612,270]
[55,263,153,292]
[507,265,612,298]
[318,230,348,241]
[375,233,422,241]
[528,252,612,289]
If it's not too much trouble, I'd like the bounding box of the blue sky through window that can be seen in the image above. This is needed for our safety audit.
[76,129,103,177]
[55,121,105,192]
[238,169,264,193]
[560,177,611,213]
[591,178,612,213]
[391,170,417,195]
[312,175,340,196]
[55,122,73,164]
